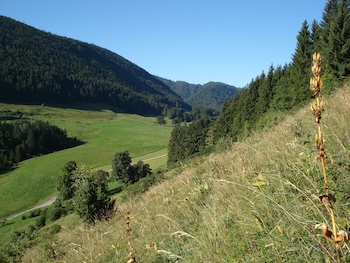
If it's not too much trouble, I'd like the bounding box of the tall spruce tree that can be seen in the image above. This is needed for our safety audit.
[256,65,274,116]
[326,0,350,79]
[320,0,339,49]
[289,20,313,107]
[311,19,323,53]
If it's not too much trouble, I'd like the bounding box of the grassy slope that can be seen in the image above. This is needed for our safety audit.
[0,103,173,219]
[26,83,350,262]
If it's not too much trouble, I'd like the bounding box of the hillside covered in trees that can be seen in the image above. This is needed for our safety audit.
[168,0,350,165]
[213,0,350,142]
[157,77,238,110]
[0,16,191,115]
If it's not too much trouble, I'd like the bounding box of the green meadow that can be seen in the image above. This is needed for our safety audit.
[0,103,173,219]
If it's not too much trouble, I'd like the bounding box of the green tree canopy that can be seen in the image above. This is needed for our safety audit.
[72,166,115,224]
[57,161,77,203]
[112,151,132,185]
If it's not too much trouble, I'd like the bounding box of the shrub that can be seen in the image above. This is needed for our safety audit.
[35,215,46,228]
[48,207,67,222]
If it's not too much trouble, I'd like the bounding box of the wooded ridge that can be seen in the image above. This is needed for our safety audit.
[0,16,191,115]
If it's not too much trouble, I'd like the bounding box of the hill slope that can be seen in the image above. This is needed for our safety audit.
[185,81,238,110]
[157,77,238,110]
[0,16,190,115]
[18,80,350,263]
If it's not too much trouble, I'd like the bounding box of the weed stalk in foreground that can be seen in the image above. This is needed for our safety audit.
[310,53,348,262]
[126,210,136,263]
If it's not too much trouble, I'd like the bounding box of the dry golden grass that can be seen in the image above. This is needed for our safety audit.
[22,81,350,262]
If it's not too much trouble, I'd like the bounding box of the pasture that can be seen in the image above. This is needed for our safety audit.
[0,103,173,219]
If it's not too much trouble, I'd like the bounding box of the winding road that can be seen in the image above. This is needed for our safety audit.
[5,195,57,221]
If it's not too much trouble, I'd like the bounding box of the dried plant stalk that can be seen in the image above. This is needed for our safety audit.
[310,53,349,263]
[126,210,136,263]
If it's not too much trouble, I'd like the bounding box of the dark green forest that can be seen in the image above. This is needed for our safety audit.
[168,118,211,164]
[214,0,350,142]
[156,78,203,99]
[0,119,78,170]
[0,16,190,115]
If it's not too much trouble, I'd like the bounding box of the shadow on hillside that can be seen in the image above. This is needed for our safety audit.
[1,101,163,118]
[65,136,85,149]
[0,166,16,177]
[52,102,125,113]
[1,101,125,113]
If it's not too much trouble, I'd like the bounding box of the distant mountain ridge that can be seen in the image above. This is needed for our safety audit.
[0,16,191,115]
[156,77,238,110]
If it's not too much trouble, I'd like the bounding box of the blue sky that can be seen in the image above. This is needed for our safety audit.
[1,1,326,87]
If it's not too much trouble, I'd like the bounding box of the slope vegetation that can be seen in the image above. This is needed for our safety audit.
[185,82,238,110]
[22,81,350,262]
[0,16,190,115]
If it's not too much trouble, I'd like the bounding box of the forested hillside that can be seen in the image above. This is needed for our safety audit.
[0,16,190,115]
[185,82,238,110]
[214,0,350,142]
[156,77,238,110]
[156,77,203,99]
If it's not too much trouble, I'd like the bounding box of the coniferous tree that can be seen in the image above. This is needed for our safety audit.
[289,20,313,107]
[168,118,211,164]
[168,125,188,164]
[311,19,323,53]
[326,0,350,79]
[256,65,274,116]
[270,65,293,111]
[320,0,339,49]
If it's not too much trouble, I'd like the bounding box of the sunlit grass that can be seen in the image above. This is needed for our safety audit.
[24,82,350,262]
[0,103,173,219]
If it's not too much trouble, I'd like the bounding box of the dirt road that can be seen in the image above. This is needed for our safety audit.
[5,195,57,221]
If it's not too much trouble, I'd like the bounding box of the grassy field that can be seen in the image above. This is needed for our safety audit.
[20,83,350,262]
[0,103,173,219]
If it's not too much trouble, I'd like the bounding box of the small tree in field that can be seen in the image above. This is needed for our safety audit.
[73,166,115,224]
[112,151,132,184]
[156,116,166,125]
[131,161,152,182]
[112,151,153,185]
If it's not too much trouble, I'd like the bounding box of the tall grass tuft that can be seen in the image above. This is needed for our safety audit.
[311,53,349,262]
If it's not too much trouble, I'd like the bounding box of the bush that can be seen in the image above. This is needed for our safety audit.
[29,209,41,218]
[48,207,67,222]
[35,215,46,228]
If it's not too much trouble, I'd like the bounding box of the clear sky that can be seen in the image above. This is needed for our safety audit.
[1,1,326,88]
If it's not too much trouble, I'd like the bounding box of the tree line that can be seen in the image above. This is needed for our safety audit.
[167,118,212,164]
[167,0,350,164]
[214,0,350,142]
[0,119,78,170]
